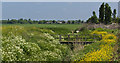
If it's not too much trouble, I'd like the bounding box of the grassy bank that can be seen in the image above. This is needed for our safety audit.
[1,24,119,61]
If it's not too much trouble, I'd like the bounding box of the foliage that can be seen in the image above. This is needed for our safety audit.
[99,3,105,23]
[86,11,98,24]
[2,19,83,24]
[80,44,113,61]
[2,24,82,35]
[105,3,112,24]
[78,30,117,61]
[1,26,70,61]
[112,9,117,23]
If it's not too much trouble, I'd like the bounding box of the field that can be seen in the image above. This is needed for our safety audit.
[1,24,120,61]
[2,24,83,34]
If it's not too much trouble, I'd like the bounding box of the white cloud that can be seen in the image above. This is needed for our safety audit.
[2,0,120,2]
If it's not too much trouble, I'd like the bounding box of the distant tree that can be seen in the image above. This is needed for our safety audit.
[2,20,8,24]
[18,18,24,24]
[67,20,71,24]
[72,21,75,24]
[42,20,46,24]
[28,19,33,24]
[32,20,38,24]
[118,18,120,24]
[81,21,84,23]
[86,11,98,24]
[99,3,105,23]
[8,19,10,21]
[77,20,81,24]
[23,19,28,24]
[86,17,92,23]
[62,21,66,24]
[112,9,117,23]
[105,3,112,24]
[52,20,56,24]
[11,19,18,24]
[38,20,42,24]
[7,19,18,24]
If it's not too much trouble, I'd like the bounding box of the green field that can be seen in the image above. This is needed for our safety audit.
[2,24,83,34]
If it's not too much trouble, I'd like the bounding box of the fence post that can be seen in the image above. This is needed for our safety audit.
[82,34,83,45]
[68,35,70,41]
[100,34,102,40]
[76,35,78,42]
[93,34,96,42]
[85,34,86,44]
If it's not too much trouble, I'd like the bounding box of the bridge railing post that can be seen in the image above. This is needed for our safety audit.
[68,35,70,41]
[76,35,78,42]
[100,34,102,40]
[93,34,96,42]
[82,34,83,45]
[85,34,86,45]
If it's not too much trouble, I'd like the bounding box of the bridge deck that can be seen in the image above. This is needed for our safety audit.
[60,41,95,44]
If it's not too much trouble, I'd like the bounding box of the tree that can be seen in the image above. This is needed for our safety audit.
[99,3,104,23]
[77,20,81,24]
[105,3,112,24]
[72,20,75,24]
[28,19,33,24]
[52,20,56,24]
[86,11,98,24]
[92,11,98,23]
[62,21,66,24]
[118,18,120,24]
[67,20,71,24]
[112,9,117,23]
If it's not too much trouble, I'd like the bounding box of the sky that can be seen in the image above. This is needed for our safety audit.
[1,0,120,2]
[2,2,118,21]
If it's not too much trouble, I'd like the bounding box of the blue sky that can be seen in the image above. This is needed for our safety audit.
[2,2,118,21]
[2,0,120,2]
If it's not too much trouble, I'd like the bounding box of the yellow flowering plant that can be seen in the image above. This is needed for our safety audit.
[77,30,117,61]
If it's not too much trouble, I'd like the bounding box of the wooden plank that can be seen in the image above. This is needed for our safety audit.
[60,41,94,43]
[60,41,94,44]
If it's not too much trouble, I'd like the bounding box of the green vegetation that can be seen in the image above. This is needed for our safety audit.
[2,24,82,35]
[86,11,98,24]
[1,24,119,61]
[99,3,104,23]
[105,3,112,24]
[2,18,84,24]
[1,2,119,61]
[87,2,120,24]
[1,25,71,61]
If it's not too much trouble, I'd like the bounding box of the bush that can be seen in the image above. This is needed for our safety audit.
[1,26,70,61]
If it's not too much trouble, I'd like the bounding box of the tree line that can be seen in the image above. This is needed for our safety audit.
[2,18,84,24]
[87,2,120,24]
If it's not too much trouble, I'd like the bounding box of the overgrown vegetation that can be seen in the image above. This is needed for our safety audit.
[1,26,71,61]
[1,24,119,61]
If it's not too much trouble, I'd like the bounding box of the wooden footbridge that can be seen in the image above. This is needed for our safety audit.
[58,34,102,45]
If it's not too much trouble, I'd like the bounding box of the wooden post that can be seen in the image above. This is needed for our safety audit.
[85,34,86,44]
[59,35,61,41]
[82,34,83,45]
[100,34,102,40]
[94,34,96,42]
[76,35,78,42]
